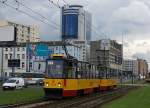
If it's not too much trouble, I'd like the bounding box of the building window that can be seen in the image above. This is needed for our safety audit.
[29,62,32,68]
[17,47,20,51]
[10,54,12,59]
[5,54,8,59]
[22,47,25,51]
[5,72,7,77]
[22,54,25,59]
[5,48,8,51]
[10,48,13,51]
[17,54,20,59]
[22,62,25,68]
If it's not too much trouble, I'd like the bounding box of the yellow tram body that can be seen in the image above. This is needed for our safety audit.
[43,54,117,98]
[44,78,117,98]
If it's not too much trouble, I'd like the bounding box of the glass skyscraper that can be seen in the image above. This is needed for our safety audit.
[62,5,92,41]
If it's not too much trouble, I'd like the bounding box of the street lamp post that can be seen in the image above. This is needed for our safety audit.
[132,61,134,84]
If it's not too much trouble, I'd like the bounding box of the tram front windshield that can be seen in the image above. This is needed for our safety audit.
[47,60,64,78]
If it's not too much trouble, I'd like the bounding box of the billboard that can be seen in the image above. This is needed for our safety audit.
[8,59,20,67]
[0,26,15,41]
[27,43,51,60]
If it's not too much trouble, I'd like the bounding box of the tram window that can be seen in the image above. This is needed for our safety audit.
[97,66,99,78]
[93,65,96,78]
[64,61,77,79]
[73,63,77,78]
[83,63,87,78]
[92,65,94,79]
[89,65,91,79]
[66,62,73,78]
[47,60,63,78]
[89,64,92,79]
[77,62,82,79]
[80,62,84,78]
[80,63,84,78]
[87,64,90,78]
[90,65,93,79]
[86,64,88,78]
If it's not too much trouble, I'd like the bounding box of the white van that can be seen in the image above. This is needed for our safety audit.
[2,78,25,90]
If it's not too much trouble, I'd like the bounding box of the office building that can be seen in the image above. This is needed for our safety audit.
[62,5,92,41]
[123,59,139,77]
[90,39,123,78]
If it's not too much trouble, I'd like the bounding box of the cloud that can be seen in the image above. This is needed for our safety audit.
[132,51,150,61]
[101,0,150,39]
[113,1,150,25]
[1,0,150,61]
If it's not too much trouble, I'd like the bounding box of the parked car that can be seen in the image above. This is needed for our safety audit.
[2,78,25,90]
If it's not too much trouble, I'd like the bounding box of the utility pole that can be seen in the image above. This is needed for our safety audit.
[1,47,4,80]
[104,46,107,79]
[11,48,15,76]
[26,27,30,72]
[132,61,134,84]
[121,32,124,86]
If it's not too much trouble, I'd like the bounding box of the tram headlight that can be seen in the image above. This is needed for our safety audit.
[58,83,61,87]
[46,83,49,87]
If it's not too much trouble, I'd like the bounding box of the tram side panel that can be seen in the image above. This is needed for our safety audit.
[99,79,117,91]
[44,79,101,98]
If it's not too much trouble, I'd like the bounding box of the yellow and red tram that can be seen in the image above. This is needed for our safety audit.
[43,54,117,98]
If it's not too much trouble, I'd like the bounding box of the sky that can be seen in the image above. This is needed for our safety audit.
[0,0,150,62]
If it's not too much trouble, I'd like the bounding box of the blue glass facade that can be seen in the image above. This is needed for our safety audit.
[62,13,78,39]
[62,5,92,41]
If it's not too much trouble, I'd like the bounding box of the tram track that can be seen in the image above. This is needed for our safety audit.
[0,86,137,108]
[45,86,136,108]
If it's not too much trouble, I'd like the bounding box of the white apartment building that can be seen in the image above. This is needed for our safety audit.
[0,45,46,77]
[0,20,40,42]
[0,46,27,77]
[73,41,90,62]
[0,42,83,77]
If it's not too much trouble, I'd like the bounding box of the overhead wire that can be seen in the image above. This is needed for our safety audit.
[0,0,60,30]
[62,0,69,5]
[48,0,61,8]
[14,0,60,28]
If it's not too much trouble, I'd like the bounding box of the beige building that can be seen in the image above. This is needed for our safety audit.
[0,20,40,42]
[137,59,148,78]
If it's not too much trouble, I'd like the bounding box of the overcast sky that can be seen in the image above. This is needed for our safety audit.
[1,0,150,62]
